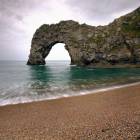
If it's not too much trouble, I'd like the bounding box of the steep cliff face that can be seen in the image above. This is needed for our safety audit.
[27,7,140,67]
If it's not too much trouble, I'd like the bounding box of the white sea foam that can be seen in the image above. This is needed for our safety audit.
[80,81,140,95]
[0,81,140,106]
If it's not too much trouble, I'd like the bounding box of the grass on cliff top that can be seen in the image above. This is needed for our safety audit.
[122,15,140,37]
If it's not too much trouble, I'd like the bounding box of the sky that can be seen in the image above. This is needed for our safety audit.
[0,0,140,61]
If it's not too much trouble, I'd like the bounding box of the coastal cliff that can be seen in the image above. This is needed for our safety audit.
[27,7,140,67]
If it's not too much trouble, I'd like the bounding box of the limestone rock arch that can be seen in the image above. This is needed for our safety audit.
[27,21,82,65]
[27,7,140,67]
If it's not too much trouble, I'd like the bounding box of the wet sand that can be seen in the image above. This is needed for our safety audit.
[0,84,140,140]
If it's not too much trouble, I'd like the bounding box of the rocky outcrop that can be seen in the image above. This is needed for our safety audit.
[27,7,140,67]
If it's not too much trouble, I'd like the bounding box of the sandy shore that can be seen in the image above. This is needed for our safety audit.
[0,84,140,140]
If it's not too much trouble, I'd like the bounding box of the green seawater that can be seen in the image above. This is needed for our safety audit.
[0,61,140,105]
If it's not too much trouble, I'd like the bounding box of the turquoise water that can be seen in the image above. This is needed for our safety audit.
[0,61,140,105]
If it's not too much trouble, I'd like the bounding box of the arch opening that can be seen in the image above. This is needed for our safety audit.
[45,43,71,62]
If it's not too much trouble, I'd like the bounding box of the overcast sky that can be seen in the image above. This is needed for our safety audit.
[0,0,140,60]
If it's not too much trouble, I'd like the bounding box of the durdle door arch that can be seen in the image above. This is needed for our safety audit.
[27,21,83,65]
[27,7,140,67]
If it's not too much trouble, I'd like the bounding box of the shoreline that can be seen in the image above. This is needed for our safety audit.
[0,81,140,106]
[0,83,140,139]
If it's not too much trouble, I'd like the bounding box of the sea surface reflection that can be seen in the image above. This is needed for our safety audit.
[0,61,140,105]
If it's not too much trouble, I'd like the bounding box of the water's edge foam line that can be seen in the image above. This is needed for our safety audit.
[0,81,140,107]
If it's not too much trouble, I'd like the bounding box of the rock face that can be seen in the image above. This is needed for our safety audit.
[27,7,140,67]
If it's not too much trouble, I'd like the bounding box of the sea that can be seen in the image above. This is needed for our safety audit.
[0,60,140,106]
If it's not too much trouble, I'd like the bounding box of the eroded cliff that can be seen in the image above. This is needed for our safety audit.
[27,7,140,67]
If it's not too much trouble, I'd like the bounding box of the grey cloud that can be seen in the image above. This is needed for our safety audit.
[0,0,50,39]
[0,0,50,60]
[66,0,140,23]
[0,0,140,60]
[0,0,40,21]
